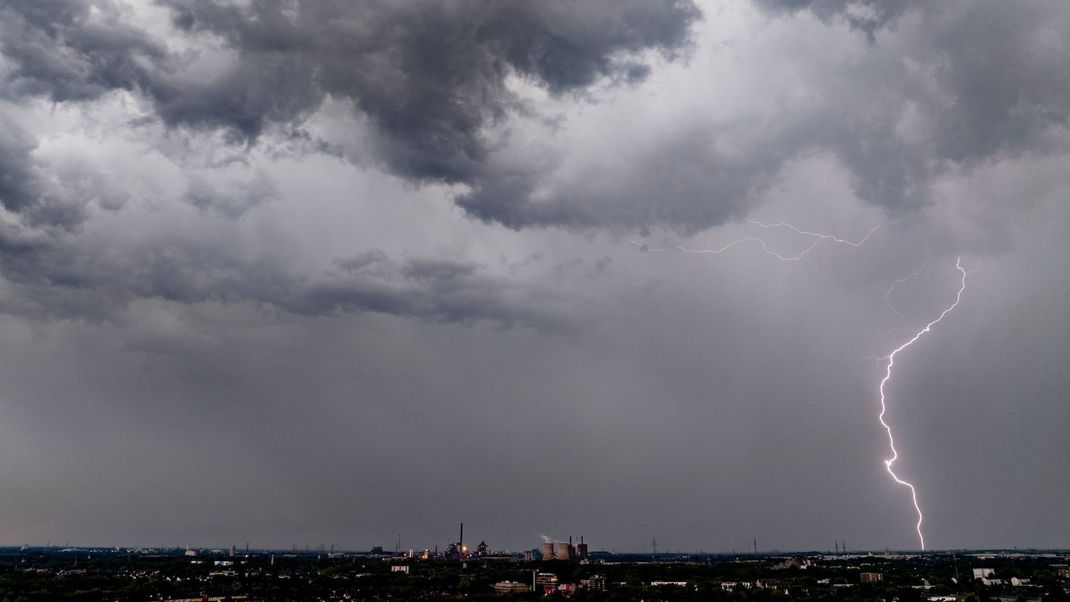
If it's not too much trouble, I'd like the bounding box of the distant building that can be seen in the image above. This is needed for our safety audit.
[391,565,410,574]
[557,543,572,561]
[774,556,811,570]
[535,572,560,596]
[492,581,529,593]
[860,572,883,583]
[536,537,588,562]
[580,575,606,591]
[756,578,789,590]
[973,568,995,579]
[577,545,588,560]
[536,572,558,587]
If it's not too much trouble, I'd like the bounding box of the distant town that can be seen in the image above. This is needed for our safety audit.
[1,529,1067,601]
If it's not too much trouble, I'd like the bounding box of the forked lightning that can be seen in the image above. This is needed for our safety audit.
[631,221,878,261]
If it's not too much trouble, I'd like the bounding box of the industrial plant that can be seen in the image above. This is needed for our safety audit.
[531,536,590,562]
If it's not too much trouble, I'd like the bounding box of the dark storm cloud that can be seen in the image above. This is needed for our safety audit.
[0,231,556,328]
[0,116,43,216]
[0,115,94,230]
[752,0,926,37]
[300,254,556,327]
[1,0,701,220]
[0,0,700,321]
[0,0,1065,321]
[623,0,1070,230]
[456,0,1070,230]
[2,0,701,169]
[0,0,164,102]
[3,0,1069,234]
[157,0,700,168]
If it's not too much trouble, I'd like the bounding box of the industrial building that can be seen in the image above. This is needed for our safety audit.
[537,536,589,561]
[860,572,883,583]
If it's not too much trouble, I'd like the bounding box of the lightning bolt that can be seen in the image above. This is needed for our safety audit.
[884,251,931,321]
[632,221,969,552]
[877,257,969,551]
[630,221,878,261]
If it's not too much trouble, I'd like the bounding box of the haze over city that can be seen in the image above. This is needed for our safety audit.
[0,0,1067,558]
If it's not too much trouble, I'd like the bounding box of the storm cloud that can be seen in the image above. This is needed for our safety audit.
[0,0,700,320]
[2,0,700,214]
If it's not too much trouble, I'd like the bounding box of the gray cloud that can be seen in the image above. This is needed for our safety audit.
[4,1,1068,235]
[613,2,1065,231]
[458,121,772,230]
[751,1,1070,162]
[0,0,164,102]
[0,230,558,328]
[1,0,701,221]
[453,1,1069,232]
[0,0,701,321]
[752,0,927,37]
[0,115,104,230]
[293,253,561,328]
[184,171,278,218]
[155,0,701,199]
[0,115,44,216]
[925,2,1070,163]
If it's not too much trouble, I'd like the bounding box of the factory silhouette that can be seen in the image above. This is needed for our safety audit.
[535,536,589,562]
[436,524,589,562]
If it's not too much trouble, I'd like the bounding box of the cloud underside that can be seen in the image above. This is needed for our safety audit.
[0,0,1067,323]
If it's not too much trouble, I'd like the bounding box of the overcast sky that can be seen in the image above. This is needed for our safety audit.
[0,0,1067,553]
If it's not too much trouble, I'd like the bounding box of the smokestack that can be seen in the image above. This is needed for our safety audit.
[459,523,464,549]
[577,536,589,560]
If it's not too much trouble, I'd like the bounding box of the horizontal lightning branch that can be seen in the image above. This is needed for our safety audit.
[630,221,878,261]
